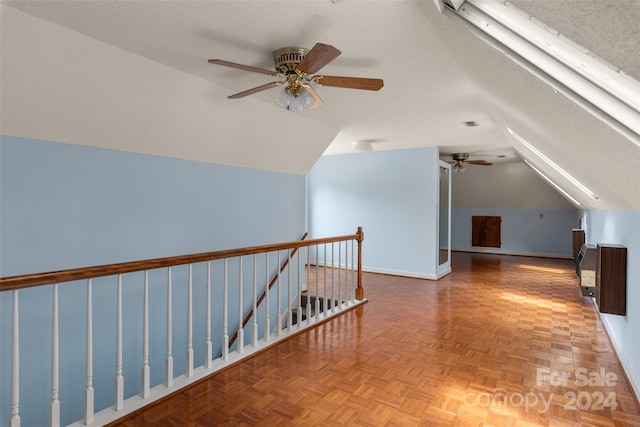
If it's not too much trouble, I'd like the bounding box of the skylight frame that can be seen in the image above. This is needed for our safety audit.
[438,0,640,148]
[524,160,580,207]
[508,128,598,202]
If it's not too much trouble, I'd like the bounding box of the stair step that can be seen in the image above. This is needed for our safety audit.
[290,294,342,326]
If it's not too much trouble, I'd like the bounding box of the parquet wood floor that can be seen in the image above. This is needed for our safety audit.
[110,252,640,426]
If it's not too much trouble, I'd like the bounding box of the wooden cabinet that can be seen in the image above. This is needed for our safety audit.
[572,229,585,260]
[471,216,501,248]
[596,244,627,316]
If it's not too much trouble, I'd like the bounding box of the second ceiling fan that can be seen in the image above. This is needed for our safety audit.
[449,153,493,172]
[208,42,384,112]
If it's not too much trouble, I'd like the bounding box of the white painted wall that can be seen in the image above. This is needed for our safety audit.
[452,161,577,209]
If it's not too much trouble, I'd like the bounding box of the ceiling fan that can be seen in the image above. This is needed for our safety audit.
[208,43,384,112]
[448,153,493,172]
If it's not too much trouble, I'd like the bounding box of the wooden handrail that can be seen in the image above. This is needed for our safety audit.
[0,231,362,292]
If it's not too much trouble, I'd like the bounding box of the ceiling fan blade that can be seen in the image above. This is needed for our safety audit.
[296,43,341,75]
[227,82,281,99]
[313,75,384,91]
[208,59,278,76]
[302,84,324,109]
[466,160,493,165]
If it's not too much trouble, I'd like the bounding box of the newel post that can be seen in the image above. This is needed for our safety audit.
[355,227,364,300]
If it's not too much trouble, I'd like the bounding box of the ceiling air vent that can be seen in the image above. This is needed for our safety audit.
[463,120,478,127]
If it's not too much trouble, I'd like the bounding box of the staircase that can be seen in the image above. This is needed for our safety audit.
[0,228,366,427]
[291,291,341,326]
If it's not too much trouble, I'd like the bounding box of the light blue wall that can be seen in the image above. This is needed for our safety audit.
[307,147,440,278]
[0,135,306,426]
[0,136,305,275]
[451,208,577,257]
[449,160,577,258]
[580,209,640,397]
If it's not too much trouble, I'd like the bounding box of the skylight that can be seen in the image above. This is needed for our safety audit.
[439,0,640,148]
[524,160,580,206]
[508,128,599,202]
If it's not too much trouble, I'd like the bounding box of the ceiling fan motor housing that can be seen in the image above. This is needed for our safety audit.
[452,153,469,162]
[273,46,309,75]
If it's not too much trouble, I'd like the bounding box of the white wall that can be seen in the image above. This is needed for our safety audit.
[580,210,640,398]
[451,161,577,257]
[308,147,441,279]
[452,161,578,210]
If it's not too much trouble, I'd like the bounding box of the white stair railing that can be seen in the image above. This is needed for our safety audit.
[0,228,365,427]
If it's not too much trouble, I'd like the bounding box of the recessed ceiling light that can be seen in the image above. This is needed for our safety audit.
[463,121,478,127]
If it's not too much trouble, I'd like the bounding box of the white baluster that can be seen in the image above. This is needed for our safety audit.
[85,279,94,425]
[343,241,348,307]
[11,290,20,427]
[222,259,229,360]
[323,244,328,316]
[115,275,124,409]
[350,240,355,303]
[306,246,312,322]
[276,251,282,336]
[338,241,342,309]
[315,245,320,319]
[297,249,302,325]
[252,255,258,347]
[237,257,244,354]
[186,264,194,377]
[51,285,60,427]
[205,261,213,368]
[343,241,347,303]
[264,253,270,343]
[287,250,292,330]
[331,243,336,313]
[142,271,150,397]
[166,267,173,387]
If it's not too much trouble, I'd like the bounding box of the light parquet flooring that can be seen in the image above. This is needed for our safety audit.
[111,252,640,426]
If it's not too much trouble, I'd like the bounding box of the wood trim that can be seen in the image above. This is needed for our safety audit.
[356,226,364,300]
[0,232,360,292]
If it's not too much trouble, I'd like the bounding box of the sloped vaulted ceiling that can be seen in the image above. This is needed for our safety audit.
[1,0,639,209]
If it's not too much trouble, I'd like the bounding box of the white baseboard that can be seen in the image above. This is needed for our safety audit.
[600,315,640,402]
[452,247,572,259]
[361,265,440,280]
[307,261,440,281]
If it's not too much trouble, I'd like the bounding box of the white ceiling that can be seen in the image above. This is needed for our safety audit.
[1,0,639,209]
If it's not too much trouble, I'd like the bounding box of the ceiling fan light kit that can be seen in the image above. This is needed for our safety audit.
[209,42,384,112]
[275,84,316,112]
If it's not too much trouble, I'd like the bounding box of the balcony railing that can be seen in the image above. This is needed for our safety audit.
[0,228,365,427]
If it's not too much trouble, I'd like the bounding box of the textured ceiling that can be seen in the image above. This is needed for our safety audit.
[1,0,638,209]
[509,0,640,81]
